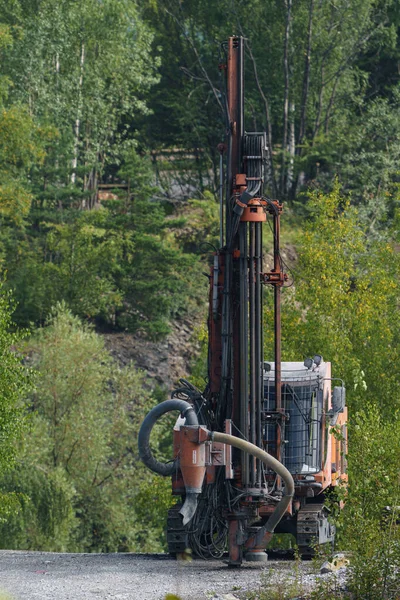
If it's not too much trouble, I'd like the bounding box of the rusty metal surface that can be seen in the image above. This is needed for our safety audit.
[260,201,288,494]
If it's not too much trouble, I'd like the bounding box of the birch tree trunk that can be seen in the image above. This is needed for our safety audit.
[55,52,60,181]
[71,41,85,186]
[287,102,295,195]
[281,0,292,197]
[312,66,324,143]
[245,40,277,196]
[297,0,314,152]
[290,0,314,199]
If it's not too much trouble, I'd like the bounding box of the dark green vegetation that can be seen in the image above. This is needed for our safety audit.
[0,304,173,552]
[0,284,31,522]
[0,1,399,597]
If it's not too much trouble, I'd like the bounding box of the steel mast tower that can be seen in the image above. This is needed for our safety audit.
[138,36,347,567]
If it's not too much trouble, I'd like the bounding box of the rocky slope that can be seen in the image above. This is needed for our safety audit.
[102,243,297,393]
[103,316,203,392]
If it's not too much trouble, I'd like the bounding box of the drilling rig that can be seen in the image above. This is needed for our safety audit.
[138,36,347,566]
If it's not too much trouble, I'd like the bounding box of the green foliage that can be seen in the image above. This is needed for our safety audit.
[142,0,397,201]
[0,1,167,332]
[98,194,206,337]
[323,85,400,228]
[170,192,220,252]
[263,185,400,598]
[0,105,45,225]
[0,0,398,334]
[0,22,14,105]
[0,106,43,171]
[189,324,209,391]
[343,409,400,599]
[266,183,400,418]
[1,0,159,190]
[1,193,206,338]
[0,283,29,472]
[0,282,30,523]
[246,559,305,600]
[0,466,76,551]
[10,214,124,324]
[117,226,197,337]
[0,305,174,552]
[132,475,174,552]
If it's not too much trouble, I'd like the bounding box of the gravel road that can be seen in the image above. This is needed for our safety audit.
[0,551,315,600]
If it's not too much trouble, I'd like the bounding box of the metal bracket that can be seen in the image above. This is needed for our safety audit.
[264,409,289,423]
[261,271,288,286]
[266,199,283,215]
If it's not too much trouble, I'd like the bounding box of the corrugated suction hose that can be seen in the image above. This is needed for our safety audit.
[138,401,294,540]
[138,400,198,477]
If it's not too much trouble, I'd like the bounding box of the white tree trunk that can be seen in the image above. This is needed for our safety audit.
[71,42,85,185]
[55,52,60,174]
[287,102,295,193]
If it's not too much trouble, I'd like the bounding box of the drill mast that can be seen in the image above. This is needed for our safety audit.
[209,35,286,564]
[138,36,347,567]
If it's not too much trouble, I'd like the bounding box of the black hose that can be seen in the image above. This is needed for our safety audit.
[138,400,198,476]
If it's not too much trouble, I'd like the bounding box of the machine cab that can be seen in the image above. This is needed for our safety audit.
[263,358,347,493]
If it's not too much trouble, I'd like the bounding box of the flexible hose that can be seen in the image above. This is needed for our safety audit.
[210,431,294,541]
[138,400,198,476]
[139,403,294,543]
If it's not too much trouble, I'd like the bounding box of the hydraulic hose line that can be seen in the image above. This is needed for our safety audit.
[138,400,198,477]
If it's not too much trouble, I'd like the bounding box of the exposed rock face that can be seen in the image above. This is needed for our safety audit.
[103,317,202,392]
[265,242,297,268]
[102,244,297,394]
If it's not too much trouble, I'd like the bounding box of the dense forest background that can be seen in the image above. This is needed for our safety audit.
[0,1,399,597]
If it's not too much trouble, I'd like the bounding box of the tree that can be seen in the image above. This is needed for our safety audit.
[334,85,400,227]
[0,305,173,551]
[0,0,159,208]
[344,408,400,599]
[141,0,395,201]
[2,183,206,337]
[0,283,30,521]
[0,22,47,226]
[261,184,400,593]
[264,183,400,417]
